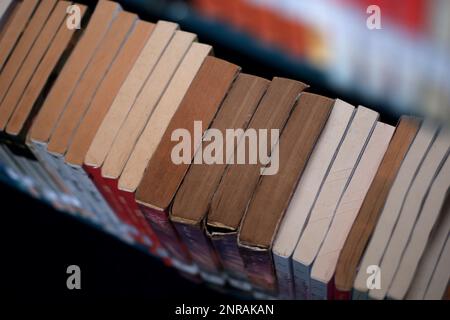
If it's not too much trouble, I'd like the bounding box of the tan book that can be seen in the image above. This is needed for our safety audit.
[6,4,88,136]
[273,99,355,299]
[388,154,450,300]
[369,127,450,300]
[353,121,439,299]
[115,42,211,272]
[0,0,63,129]
[206,77,308,288]
[29,0,122,145]
[63,20,156,246]
[333,116,421,299]
[118,42,212,193]
[47,11,138,156]
[84,20,178,169]
[101,30,196,180]
[310,122,395,300]
[170,74,269,287]
[238,93,333,294]
[0,0,55,104]
[135,56,240,282]
[27,0,123,220]
[65,20,155,167]
[0,0,39,71]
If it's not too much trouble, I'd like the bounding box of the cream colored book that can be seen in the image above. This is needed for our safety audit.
[388,154,450,299]
[85,20,178,169]
[292,106,378,299]
[369,127,450,300]
[119,42,211,192]
[101,30,195,180]
[406,196,450,300]
[272,99,355,299]
[424,227,450,299]
[353,121,439,299]
[310,122,395,300]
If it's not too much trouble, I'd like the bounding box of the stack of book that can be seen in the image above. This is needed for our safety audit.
[0,0,448,300]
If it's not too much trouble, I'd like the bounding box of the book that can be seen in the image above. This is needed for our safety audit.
[369,127,450,300]
[309,122,395,300]
[135,56,240,284]
[207,77,308,289]
[273,99,355,299]
[353,121,439,299]
[41,11,138,238]
[64,20,155,243]
[101,30,196,180]
[388,154,450,299]
[292,106,378,299]
[0,0,39,71]
[28,0,122,212]
[334,116,421,299]
[0,1,82,207]
[171,74,269,288]
[0,0,15,29]
[118,42,212,273]
[83,20,177,255]
[238,92,333,295]
[0,0,56,104]
[405,194,450,299]
[99,28,196,257]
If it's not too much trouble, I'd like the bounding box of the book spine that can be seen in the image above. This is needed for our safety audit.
[293,259,310,299]
[334,288,351,300]
[31,141,95,221]
[352,289,369,300]
[115,189,171,264]
[273,253,295,299]
[69,164,132,243]
[310,277,335,300]
[210,232,252,291]
[83,164,140,243]
[173,220,225,285]
[238,245,277,295]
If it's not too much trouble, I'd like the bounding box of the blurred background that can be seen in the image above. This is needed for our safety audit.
[120,0,450,123]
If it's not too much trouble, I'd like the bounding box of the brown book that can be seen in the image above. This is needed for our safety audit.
[6,4,88,136]
[46,11,138,156]
[135,56,240,281]
[0,0,39,71]
[206,77,308,287]
[136,56,240,210]
[0,1,73,130]
[29,0,122,145]
[170,74,269,281]
[0,0,55,103]
[333,116,421,298]
[238,93,333,294]
[65,20,154,167]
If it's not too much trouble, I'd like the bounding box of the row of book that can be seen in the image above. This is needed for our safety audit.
[192,0,450,122]
[0,0,448,300]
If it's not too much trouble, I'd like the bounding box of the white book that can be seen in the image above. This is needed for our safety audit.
[369,127,450,300]
[388,154,450,299]
[353,121,439,297]
[310,122,395,300]
[406,198,450,299]
[272,99,354,299]
[292,106,378,299]
[424,231,450,300]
